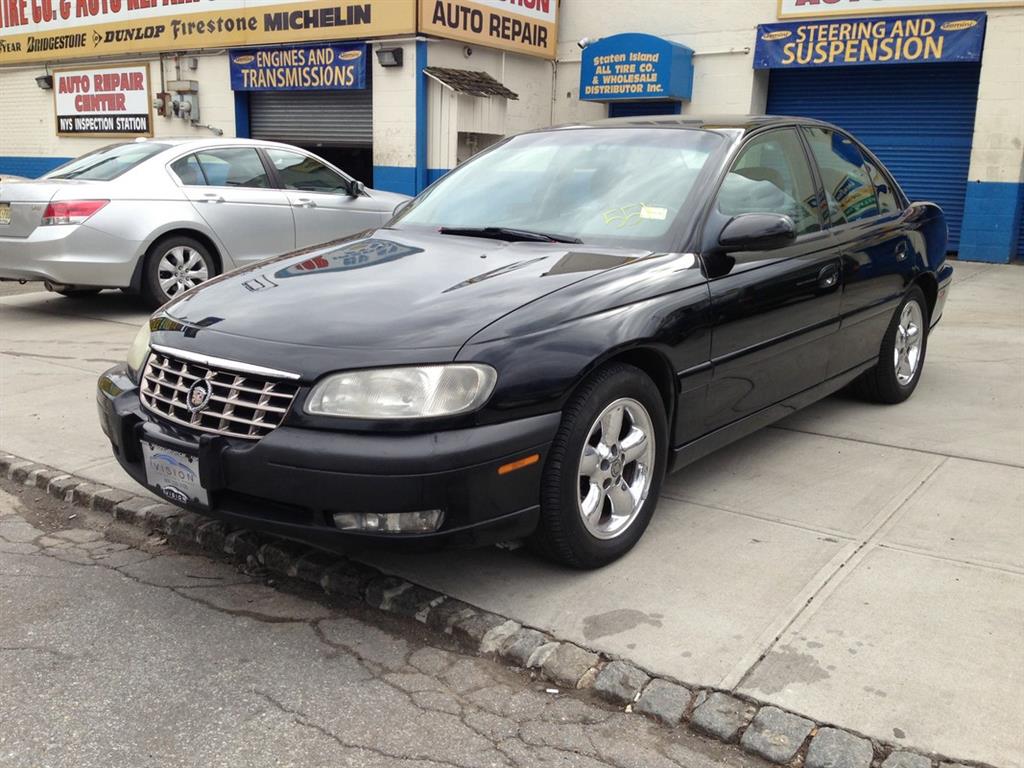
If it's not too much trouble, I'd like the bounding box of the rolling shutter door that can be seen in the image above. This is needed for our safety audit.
[249,90,372,147]
[767,63,980,251]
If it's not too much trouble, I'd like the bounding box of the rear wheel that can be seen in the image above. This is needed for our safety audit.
[852,285,929,404]
[532,363,668,569]
[142,235,214,309]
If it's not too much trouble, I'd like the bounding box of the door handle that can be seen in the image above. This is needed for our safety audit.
[817,263,839,290]
[293,197,317,208]
[200,193,224,203]
[895,242,908,261]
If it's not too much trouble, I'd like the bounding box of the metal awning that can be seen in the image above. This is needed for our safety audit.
[423,67,518,100]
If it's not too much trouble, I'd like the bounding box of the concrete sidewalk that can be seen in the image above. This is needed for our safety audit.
[1,262,1022,766]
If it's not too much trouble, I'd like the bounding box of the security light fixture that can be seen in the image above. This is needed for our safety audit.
[375,47,404,68]
[35,74,53,90]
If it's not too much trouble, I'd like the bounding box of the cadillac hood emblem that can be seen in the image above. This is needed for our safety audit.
[186,380,212,413]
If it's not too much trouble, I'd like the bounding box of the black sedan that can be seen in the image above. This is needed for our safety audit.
[98,116,952,569]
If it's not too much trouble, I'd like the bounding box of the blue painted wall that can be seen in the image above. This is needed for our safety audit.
[0,156,70,178]
[959,181,1023,264]
[372,166,449,196]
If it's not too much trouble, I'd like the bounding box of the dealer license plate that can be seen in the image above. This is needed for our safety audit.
[142,442,209,507]
[0,203,10,225]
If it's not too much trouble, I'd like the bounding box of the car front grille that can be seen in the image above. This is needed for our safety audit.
[140,349,299,440]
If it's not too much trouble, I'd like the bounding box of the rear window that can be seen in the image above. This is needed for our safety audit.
[46,142,169,181]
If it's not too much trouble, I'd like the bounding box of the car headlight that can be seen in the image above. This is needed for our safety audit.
[126,320,151,379]
[306,364,497,419]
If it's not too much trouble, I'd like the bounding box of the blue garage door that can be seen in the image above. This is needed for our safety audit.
[767,63,981,251]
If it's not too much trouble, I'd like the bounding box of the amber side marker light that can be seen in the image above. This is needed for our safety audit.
[498,453,540,475]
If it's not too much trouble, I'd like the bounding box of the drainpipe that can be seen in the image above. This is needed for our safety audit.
[415,40,428,194]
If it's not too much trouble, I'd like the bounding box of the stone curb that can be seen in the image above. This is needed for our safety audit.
[0,451,1000,768]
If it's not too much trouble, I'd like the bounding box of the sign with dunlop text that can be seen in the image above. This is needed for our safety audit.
[754,12,986,68]
[419,0,557,59]
[0,0,416,66]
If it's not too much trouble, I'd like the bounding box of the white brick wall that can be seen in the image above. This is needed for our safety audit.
[968,8,1024,184]
[0,55,238,162]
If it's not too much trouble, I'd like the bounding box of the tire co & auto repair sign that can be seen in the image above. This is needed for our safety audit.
[55,64,152,137]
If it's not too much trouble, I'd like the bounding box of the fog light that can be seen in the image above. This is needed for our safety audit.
[332,510,444,534]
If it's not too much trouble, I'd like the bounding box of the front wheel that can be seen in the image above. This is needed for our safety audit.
[532,363,668,569]
[852,285,929,404]
[142,236,214,309]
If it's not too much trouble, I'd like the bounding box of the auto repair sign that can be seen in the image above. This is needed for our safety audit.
[55,64,152,137]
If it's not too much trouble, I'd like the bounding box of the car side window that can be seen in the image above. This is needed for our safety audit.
[803,128,880,224]
[194,148,270,189]
[863,156,900,214]
[170,154,206,186]
[716,129,822,236]
[266,148,350,194]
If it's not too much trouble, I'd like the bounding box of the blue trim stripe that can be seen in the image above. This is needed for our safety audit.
[415,40,429,195]
[959,181,1023,264]
[234,91,251,138]
[373,166,450,196]
[0,156,70,178]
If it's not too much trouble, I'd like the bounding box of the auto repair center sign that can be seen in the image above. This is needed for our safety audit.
[755,11,986,68]
[55,64,152,136]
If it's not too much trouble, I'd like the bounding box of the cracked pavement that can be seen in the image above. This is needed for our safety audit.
[0,483,761,768]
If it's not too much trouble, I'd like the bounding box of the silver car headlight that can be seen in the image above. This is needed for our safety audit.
[126,320,151,379]
[305,364,497,419]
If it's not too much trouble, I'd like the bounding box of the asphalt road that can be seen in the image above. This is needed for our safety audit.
[0,479,760,768]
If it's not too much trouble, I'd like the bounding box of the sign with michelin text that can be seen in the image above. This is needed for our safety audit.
[230,43,366,91]
[778,0,1020,20]
[0,0,415,66]
[55,64,152,137]
[580,33,694,102]
[419,0,557,59]
[754,12,986,68]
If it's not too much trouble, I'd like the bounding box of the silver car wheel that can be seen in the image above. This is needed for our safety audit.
[577,397,656,540]
[158,246,209,298]
[894,299,924,386]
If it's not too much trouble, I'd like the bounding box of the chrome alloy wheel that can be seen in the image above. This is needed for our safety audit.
[158,246,209,298]
[894,299,924,386]
[577,397,656,540]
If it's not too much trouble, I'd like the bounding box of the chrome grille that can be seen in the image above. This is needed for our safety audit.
[140,349,299,440]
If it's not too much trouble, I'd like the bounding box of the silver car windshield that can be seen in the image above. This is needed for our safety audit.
[393,128,725,250]
[46,142,170,181]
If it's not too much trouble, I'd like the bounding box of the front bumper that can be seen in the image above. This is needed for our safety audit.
[97,365,558,551]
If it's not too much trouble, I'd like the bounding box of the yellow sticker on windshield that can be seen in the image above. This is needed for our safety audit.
[640,205,667,221]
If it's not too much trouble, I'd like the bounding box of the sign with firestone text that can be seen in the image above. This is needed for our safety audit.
[55,64,152,137]
[0,0,416,66]
[419,0,557,59]
[580,34,694,102]
[778,0,1020,20]
[230,43,367,91]
[754,12,986,69]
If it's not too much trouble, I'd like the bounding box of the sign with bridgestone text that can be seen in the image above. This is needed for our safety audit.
[55,65,152,137]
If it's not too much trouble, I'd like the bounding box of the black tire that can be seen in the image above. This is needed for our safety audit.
[531,362,668,569]
[851,285,929,404]
[141,235,215,309]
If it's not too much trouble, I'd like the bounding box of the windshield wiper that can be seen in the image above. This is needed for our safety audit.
[439,226,582,244]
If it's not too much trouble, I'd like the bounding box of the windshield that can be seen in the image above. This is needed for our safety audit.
[46,142,169,181]
[393,128,725,250]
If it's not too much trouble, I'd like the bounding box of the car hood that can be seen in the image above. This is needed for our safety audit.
[161,229,652,352]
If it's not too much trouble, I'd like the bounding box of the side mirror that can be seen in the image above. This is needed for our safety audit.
[718,213,797,252]
[348,179,366,198]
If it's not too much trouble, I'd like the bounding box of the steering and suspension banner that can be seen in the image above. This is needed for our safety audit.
[754,11,987,69]
[0,0,416,65]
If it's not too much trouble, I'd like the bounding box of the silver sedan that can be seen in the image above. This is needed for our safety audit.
[0,139,409,307]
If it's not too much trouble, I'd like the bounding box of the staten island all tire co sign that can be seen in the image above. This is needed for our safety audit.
[55,64,152,137]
